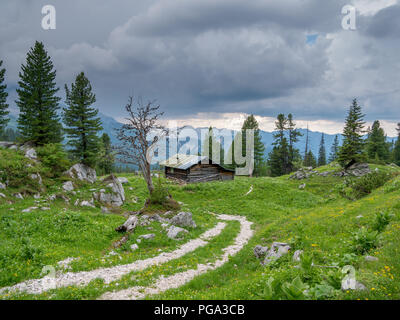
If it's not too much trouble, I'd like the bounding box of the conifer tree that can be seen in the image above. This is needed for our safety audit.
[0,60,9,135]
[287,113,302,172]
[98,133,114,174]
[318,133,327,166]
[241,115,265,176]
[329,135,340,163]
[366,120,390,162]
[202,127,224,165]
[393,123,400,166]
[16,41,62,145]
[63,72,102,166]
[338,99,366,168]
[268,114,289,176]
[304,150,317,168]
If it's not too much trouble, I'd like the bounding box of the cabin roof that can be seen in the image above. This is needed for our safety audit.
[160,154,209,170]
[160,154,234,172]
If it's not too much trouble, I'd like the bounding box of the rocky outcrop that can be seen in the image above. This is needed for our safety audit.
[65,164,97,184]
[170,212,197,228]
[290,167,317,180]
[335,163,371,177]
[253,245,269,259]
[254,242,291,265]
[93,174,125,207]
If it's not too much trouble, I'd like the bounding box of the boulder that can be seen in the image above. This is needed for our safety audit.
[263,242,291,265]
[167,226,188,239]
[65,163,97,184]
[293,250,303,262]
[347,163,371,177]
[0,182,6,190]
[24,148,37,160]
[118,177,129,184]
[130,244,139,251]
[0,141,16,149]
[170,212,197,228]
[93,174,125,207]
[62,181,74,192]
[289,167,317,180]
[254,245,269,259]
[139,234,155,240]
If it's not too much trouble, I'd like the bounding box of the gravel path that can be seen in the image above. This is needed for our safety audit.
[0,220,228,295]
[99,214,253,300]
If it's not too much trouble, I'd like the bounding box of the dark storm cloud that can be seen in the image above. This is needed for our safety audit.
[0,0,399,124]
[364,4,400,38]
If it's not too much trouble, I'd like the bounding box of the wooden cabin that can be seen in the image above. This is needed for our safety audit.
[160,154,234,183]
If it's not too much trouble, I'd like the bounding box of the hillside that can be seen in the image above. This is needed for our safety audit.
[1,145,400,300]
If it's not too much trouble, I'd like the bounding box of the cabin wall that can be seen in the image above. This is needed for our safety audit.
[164,164,234,183]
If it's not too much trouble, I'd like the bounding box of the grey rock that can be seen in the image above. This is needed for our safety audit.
[62,181,74,192]
[118,177,129,184]
[299,183,306,190]
[24,148,37,160]
[293,250,303,262]
[341,280,367,291]
[14,193,24,200]
[264,242,291,265]
[171,212,197,228]
[80,200,95,208]
[48,194,56,201]
[33,194,41,199]
[167,226,188,239]
[0,182,6,189]
[30,173,42,185]
[65,163,97,183]
[139,234,155,240]
[0,192,5,198]
[40,207,51,211]
[254,245,269,259]
[0,141,16,149]
[22,207,38,213]
[101,206,111,214]
[130,244,139,251]
[365,255,379,262]
[93,174,125,207]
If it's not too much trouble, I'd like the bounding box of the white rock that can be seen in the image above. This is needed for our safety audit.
[130,244,139,251]
[62,181,74,192]
[167,226,188,239]
[40,207,50,211]
[65,163,97,184]
[101,206,111,214]
[33,194,41,199]
[14,193,24,200]
[0,182,6,190]
[80,200,95,208]
[299,184,306,190]
[22,207,38,213]
[293,250,303,262]
[25,148,37,160]
[139,234,155,240]
[93,174,125,207]
[356,215,363,219]
[118,177,129,184]
[30,173,42,185]
[0,192,5,198]
[48,194,56,201]
[171,212,197,228]
[263,242,291,265]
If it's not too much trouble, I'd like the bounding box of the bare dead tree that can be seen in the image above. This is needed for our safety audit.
[115,96,167,196]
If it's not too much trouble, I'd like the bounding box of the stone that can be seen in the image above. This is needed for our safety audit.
[57,257,77,270]
[65,163,97,183]
[80,200,95,208]
[48,194,56,201]
[356,215,363,219]
[263,242,291,265]
[365,256,379,262]
[14,193,24,200]
[22,207,38,213]
[33,194,41,199]
[0,141,16,149]
[289,167,315,180]
[74,199,79,206]
[170,212,197,228]
[254,245,269,259]
[167,226,188,239]
[299,183,306,190]
[139,234,155,240]
[293,250,303,262]
[40,207,50,211]
[130,244,139,251]
[101,206,111,214]
[0,182,6,190]
[24,148,37,160]
[346,163,371,177]
[62,181,74,192]
[93,174,125,207]
[341,280,367,291]
[118,177,129,184]
[0,193,5,198]
[30,173,42,185]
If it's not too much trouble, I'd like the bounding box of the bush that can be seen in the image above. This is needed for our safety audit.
[338,171,393,200]
[149,178,169,205]
[36,143,71,178]
[372,210,393,233]
[351,227,380,254]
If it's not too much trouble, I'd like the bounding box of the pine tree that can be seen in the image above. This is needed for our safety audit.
[63,72,102,166]
[241,115,265,176]
[304,150,317,168]
[329,135,340,163]
[16,41,62,145]
[318,133,327,167]
[202,127,224,165]
[287,113,302,172]
[393,123,400,166]
[0,60,9,135]
[98,133,114,174]
[366,120,390,163]
[338,99,366,168]
[268,114,289,176]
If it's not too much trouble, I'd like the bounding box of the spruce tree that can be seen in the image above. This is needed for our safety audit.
[393,123,400,166]
[304,150,317,168]
[329,135,340,163]
[366,120,390,162]
[16,41,62,145]
[338,99,366,168]
[241,115,265,176]
[202,127,224,165]
[98,133,114,174]
[287,113,302,172]
[63,72,102,166]
[0,60,9,135]
[268,114,289,176]
[318,133,327,167]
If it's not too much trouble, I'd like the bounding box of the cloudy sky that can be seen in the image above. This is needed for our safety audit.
[0,0,399,135]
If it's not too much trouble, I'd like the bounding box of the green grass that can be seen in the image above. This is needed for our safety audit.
[1,156,400,300]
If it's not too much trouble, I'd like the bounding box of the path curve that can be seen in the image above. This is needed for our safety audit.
[100,214,253,300]
[0,221,228,295]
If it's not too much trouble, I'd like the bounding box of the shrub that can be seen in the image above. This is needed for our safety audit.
[372,210,393,233]
[36,143,71,178]
[351,227,380,254]
[149,178,169,205]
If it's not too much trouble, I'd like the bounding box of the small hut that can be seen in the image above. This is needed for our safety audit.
[160,154,234,183]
